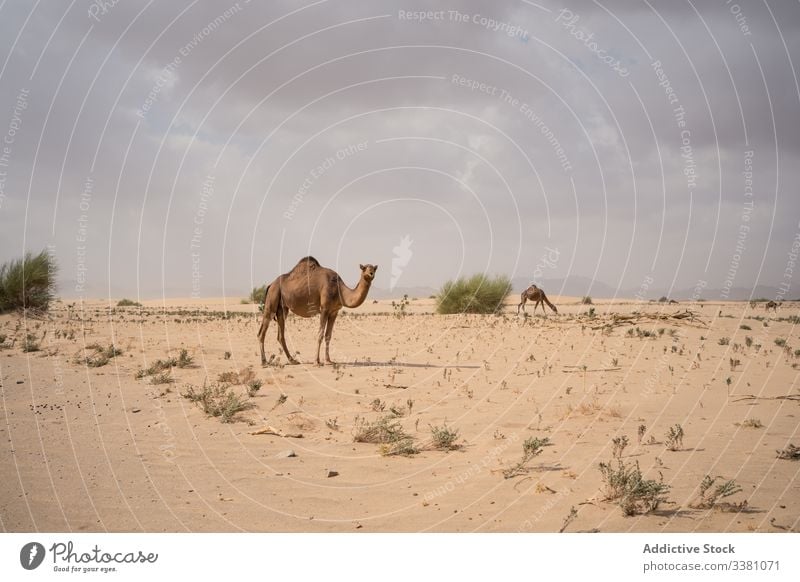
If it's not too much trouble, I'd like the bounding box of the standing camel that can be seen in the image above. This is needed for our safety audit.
[517,284,558,315]
[257,256,377,366]
[765,301,781,313]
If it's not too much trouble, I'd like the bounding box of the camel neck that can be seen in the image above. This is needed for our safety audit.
[339,275,371,308]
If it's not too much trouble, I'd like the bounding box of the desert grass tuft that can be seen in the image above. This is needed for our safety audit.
[598,459,670,516]
[0,250,58,313]
[690,475,744,510]
[503,437,550,479]
[436,273,512,315]
[182,381,254,423]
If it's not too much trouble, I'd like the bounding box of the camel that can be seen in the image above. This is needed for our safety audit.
[257,256,377,366]
[517,284,558,315]
[765,301,781,313]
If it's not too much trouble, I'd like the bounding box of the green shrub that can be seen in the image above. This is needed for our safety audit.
[436,274,512,315]
[248,284,267,304]
[690,475,743,509]
[77,344,122,367]
[430,424,461,450]
[22,333,40,352]
[0,250,58,313]
[182,382,254,423]
[117,298,141,307]
[599,459,670,516]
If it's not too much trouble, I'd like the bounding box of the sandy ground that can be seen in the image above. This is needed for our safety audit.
[1,296,798,532]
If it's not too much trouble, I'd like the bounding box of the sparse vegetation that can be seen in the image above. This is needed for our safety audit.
[559,506,578,533]
[246,379,263,397]
[581,296,593,305]
[612,435,629,458]
[353,415,409,444]
[21,333,40,352]
[637,424,647,444]
[503,437,550,479]
[151,371,174,385]
[77,343,122,367]
[436,274,512,315]
[352,415,419,456]
[177,348,194,368]
[690,475,744,510]
[739,324,751,330]
[776,444,800,460]
[381,438,419,457]
[739,418,763,429]
[665,424,684,451]
[429,423,461,450]
[718,337,730,346]
[0,250,58,313]
[181,381,254,423]
[598,459,670,516]
[391,295,410,318]
[136,356,180,378]
[774,338,787,347]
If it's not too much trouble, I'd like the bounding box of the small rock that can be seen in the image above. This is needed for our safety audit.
[276,449,297,458]
[131,408,141,413]
[326,470,339,478]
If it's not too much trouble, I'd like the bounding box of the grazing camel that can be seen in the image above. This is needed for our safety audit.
[257,256,377,366]
[765,301,781,313]
[517,284,558,315]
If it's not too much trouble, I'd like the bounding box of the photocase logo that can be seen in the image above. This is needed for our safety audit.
[390,235,413,290]
[20,542,45,570]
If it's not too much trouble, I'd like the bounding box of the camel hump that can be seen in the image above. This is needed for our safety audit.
[296,256,320,268]
[288,256,321,277]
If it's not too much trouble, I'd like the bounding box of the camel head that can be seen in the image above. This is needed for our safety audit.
[359,264,378,283]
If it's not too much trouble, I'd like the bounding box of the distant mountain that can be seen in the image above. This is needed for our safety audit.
[56,275,794,303]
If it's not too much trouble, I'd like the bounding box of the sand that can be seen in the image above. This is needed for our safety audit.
[1,297,798,532]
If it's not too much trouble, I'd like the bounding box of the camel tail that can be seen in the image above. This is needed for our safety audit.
[542,292,558,314]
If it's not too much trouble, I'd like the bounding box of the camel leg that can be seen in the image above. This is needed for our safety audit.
[276,307,298,365]
[315,311,330,366]
[324,311,339,364]
[258,289,279,366]
[258,314,271,366]
[518,294,526,314]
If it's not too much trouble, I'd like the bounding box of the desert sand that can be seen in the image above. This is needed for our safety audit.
[1,296,798,532]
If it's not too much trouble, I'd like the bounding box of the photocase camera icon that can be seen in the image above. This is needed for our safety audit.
[20,542,46,570]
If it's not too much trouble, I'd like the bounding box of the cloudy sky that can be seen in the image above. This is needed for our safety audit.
[0,0,798,299]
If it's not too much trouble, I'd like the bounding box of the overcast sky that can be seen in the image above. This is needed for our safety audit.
[0,0,798,299]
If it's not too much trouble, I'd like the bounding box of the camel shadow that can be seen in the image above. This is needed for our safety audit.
[342,360,481,369]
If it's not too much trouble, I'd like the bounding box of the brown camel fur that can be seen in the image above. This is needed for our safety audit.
[257,257,377,366]
[517,284,558,315]
[765,301,781,313]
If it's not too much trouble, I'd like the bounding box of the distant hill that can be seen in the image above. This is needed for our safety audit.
[56,275,795,303]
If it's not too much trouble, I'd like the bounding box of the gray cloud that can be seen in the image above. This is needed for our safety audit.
[0,0,798,299]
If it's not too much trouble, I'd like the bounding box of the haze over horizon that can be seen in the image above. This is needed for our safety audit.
[1,1,798,302]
